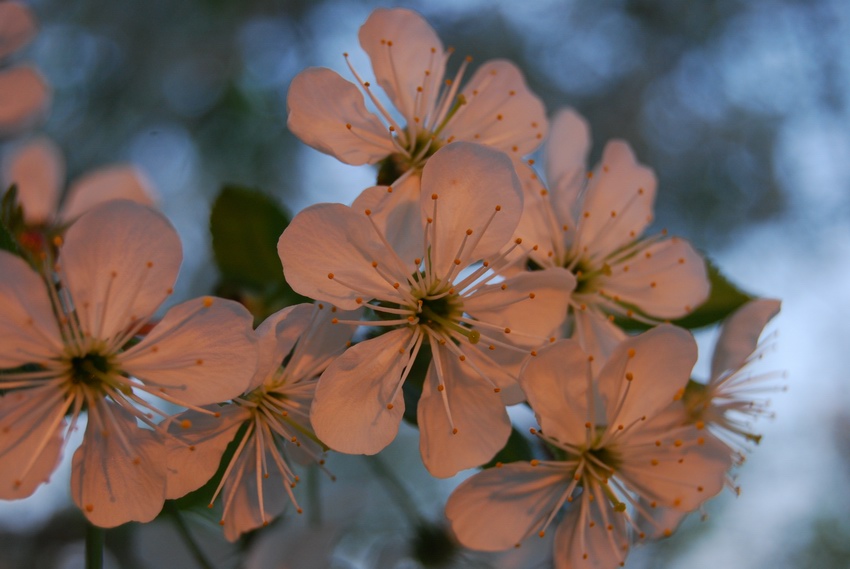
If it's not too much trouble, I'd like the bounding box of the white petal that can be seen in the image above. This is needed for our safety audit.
[447,60,548,157]
[0,66,49,135]
[603,237,710,319]
[519,339,590,446]
[351,175,424,265]
[278,202,410,310]
[0,386,65,499]
[420,143,522,277]
[3,136,63,224]
[310,328,411,455]
[597,325,697,429]
[59,201,181,340]
[545,108,591,209]
[446,461,570,551]
[165,405,249,500]
[571,309,627,373]
[59,165,157,223]
[252,304,314,391]
[358,8,444,122]
[0,2,37,58]
[418,347,512,478]
[710,298,781,381]
[0,251,63,367]
[71,401,166,527]
[283,303,361,385]
[121,297,258,406]
[577,141,656,261]
[286,67,395,165]
[553,491,628,569]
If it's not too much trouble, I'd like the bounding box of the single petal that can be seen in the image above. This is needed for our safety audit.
[446,461,570,551]
[59,165,157,223]
[420,143,522,277]
[464,342,525,405]
[597,325,697,429]
[0,251,63,367]
[252,304,314,391]
[310,328,411,455]
[3,136,64,224]
[576,141,656,261]
[0,66,49,135]
[0,2,37,59]
[418,347,512,478]
[351,175,424,265]
[59,201,181,340]
[552,491,628,569]
[283,303,361,385]
[286,67,395,165]
[71,401,167,527]
[165,405,250,500]
[447,60,548,157]
[121,297,258,406]
[544,108,591,209]
[571,309,627,373]
[358,8,445,122]
[710,299,781,381]
[519,339,590,446]
[464,268,575,346]
[278,202,410,310]
[0,386,65,499]
[603,237,709,319]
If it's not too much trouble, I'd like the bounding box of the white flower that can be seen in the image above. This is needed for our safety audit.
[516,108,710,369]
[166,302,357,541]
[0,2,49,136]
[278,143,575,477]
[446,326,730,568]
[286,8,547,183]
[0,201,257,527]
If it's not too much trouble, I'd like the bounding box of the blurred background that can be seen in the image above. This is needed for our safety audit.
[1,0,849,567]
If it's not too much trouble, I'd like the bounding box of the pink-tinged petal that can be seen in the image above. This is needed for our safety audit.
[59,201,181,340]
[252,304,314,391]
[166,405,250,500]
[284,303,361,385]
[310,328,411,455]
[0,251,63,367]
[71,401,166,527]
[597,325,697,429]
[0,66,49,134]
[420,143,522,276]
[464,268,575,346]
[286,67,395,165]
[552,492,628,569]
[3,136,63,224]
[358,8,445,122]
[351,175,424,265]
[710,299,781,381]
[0,2,37,58]
[571,309,627,373]
[464,342,525,405]
[447,60,548,157]
[0,386,65,499]
[576,141,656,261]
[278,202,409,310]
[545,108,591,210]
[446,461,570,551]
[418,348,512,478]
[122,297,258,406]
[519,339,590,445]
[59,165,157,223]
[603,237,709,319]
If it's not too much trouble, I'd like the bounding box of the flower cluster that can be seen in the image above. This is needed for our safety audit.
[0,5,783,568]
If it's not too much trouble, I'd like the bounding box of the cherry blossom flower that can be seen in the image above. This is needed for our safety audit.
[446,325,730,568]
[0,200,257,527]
[166,302,358,541]
[0,2,50,136]
[278,143,575,477]
[516,108,710,369]
[286,7,547,186]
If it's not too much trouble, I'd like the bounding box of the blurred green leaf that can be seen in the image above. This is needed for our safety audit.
[1,186,22,255]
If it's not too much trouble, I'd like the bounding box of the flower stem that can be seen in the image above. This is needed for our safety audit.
[85,521,104,569]
[165,502,216,569]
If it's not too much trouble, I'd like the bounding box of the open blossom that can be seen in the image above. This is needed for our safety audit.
[0,2,50,136]
[278,143,575,477]
[166,302,358,541]
[446,326,730,568]
[0,201,257,527]
[287,7,547,185]
[516,108,709,369]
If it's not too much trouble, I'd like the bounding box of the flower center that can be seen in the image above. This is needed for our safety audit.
[416,291,480,344]
[376,133,444,185]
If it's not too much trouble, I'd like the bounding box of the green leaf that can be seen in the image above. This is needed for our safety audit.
[482,427,534,468]
[0,186,22,255]
[210,185,290,290]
